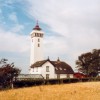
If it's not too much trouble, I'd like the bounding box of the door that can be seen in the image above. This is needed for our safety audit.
[57,74,60,79]
[46,74,49,79]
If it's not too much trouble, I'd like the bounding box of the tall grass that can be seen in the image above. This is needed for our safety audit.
[0,82,100,100]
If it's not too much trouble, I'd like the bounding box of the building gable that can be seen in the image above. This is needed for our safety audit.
[30,59,74,74]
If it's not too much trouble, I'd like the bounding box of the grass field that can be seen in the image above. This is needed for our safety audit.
[0,82,100,100]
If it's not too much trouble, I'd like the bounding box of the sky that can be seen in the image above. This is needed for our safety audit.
[0,0,100,73]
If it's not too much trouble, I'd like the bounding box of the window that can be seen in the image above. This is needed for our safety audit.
[57,74,60,79]
[40,34,43,37]
[38,44,40,47]
[37,33,39,37]
[55,67,58,70]
[41,34,43,37]
[35,33,37,36]
[46,66,49,72]
[46,74,49,79]
[60,67,62,70]
[39,34,41,37]
[38,38,40,42]
[67,74,70,78]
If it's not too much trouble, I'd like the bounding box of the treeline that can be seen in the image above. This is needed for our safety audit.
[0,49,100,89]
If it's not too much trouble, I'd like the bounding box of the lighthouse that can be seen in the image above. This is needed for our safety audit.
[29,22,74,78]
[30,22,44,66]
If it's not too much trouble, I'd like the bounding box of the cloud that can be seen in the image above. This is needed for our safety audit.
[9,12,18,23]
[10,24,25,33]
[0,27,30,53]
[8,12,25,33]
[22,0,100,70]
[0,23,30,73]
[0,0,15,8]
[26,0,100,35]
[44,36,69,57]
[0,0,100,73]
[0,1,31,73]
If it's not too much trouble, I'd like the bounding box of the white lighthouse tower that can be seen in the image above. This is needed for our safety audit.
[30,22,44,66]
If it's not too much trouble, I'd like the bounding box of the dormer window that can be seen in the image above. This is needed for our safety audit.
[60,67,62,70]
[55,68,58,70]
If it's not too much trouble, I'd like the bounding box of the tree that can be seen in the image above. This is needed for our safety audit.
[0,59,21,89]
[76,49,100,77]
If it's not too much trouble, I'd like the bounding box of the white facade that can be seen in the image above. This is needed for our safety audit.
[30,61,74,79]
[30,29,44,66]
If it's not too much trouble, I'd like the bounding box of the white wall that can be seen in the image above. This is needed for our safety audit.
[56,74,67,79]
[55,74,74,79]
[29,67,42,74]
[30,30,44,65]
[29,61,74,79]
[41,61,55,79]
[69,74,74,78]
[29,61,55,79]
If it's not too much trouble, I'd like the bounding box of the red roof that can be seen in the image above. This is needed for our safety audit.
[74,72,87,78]
[33,22,41,31]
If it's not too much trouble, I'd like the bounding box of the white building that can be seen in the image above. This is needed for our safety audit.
[29,22,74,79]
[30,22,44,66]
[30,58,74,79]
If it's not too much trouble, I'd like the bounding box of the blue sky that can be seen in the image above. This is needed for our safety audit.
[0,0,100,73]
